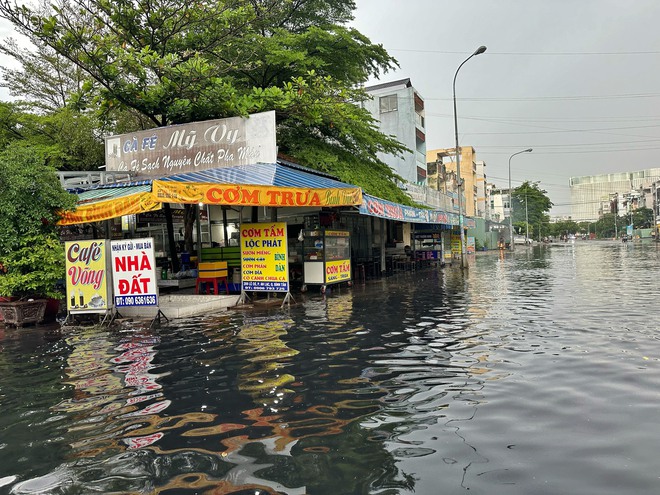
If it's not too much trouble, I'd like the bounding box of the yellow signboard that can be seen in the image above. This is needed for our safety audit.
[152,181,362,207]
[324,230,350,237]
[325,260,351,284]
[59,192,161,225]
[240,223,289,292]
[65,240,110,313]
[451,234,462,254]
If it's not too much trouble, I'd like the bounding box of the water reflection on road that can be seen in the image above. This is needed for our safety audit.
[2,241,660,494]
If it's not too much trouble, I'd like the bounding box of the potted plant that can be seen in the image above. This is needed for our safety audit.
[0,234,67,324]
[0,144,76,325]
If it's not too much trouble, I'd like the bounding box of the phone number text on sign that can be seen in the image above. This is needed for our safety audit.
[115,295,158,307]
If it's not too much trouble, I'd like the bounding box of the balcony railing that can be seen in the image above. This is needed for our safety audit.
[404,183,455,210]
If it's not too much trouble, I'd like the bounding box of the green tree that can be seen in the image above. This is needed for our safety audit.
[0,102,105,170]
[0,143,75,256]
[548,219,579,238]
[511,181,553,240]
[0,144,76,298]
[631,207,653,229]
[0,37,87,112]
[0,0,411,202]
[594,213,617,238]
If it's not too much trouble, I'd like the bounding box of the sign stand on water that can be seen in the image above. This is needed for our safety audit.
[238,222,293,308]
[64,240,113,326]
[110,237,168,328]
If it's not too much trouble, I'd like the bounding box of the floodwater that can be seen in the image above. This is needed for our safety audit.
[1,240,660,495]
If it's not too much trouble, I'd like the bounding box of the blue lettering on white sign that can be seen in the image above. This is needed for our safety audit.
[115,294,158,306]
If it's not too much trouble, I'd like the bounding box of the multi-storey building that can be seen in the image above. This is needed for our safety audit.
[488,185,510,224]
[426,146,479,218]
[570,168,660,222]
[476,160,488,220]
[363,78,427,185]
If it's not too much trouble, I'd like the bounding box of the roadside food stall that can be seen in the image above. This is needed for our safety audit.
[302,229,351,292]
[60,111,363,295]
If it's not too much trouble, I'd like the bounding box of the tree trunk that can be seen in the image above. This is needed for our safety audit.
[184,204,196,253]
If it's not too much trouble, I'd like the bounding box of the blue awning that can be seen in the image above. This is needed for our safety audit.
[76,185,152,204]
[359,193,462,226]
[159,162,358,190]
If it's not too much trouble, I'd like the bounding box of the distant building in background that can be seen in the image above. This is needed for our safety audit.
[427,146,479,217]
[476,160,488,220]
[363,78,427,185]
[570,168,660,222]
[488,185,511,223]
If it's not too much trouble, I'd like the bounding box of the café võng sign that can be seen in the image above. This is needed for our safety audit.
[65,240,111,314]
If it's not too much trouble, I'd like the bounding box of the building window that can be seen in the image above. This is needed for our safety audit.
[380,95,398,113]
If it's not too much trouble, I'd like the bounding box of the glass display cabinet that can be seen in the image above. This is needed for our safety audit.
[302,229,351,291]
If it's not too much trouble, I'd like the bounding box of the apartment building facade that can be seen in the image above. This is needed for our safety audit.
[570,168,660,222]
[426,146,479,218]
[363,78,427,185]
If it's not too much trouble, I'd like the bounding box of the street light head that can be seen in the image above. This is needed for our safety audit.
[474,45,487,56]
[524,148,533,153]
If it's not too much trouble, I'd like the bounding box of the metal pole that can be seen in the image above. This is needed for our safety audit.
[654,185,658,241]
[614,193,618,239]
[525,192,529,241]
[453,45,486,268]
[507,148,532,251]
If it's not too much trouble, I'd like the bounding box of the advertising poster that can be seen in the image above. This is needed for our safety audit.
[467,237,476,254]
[451,234,462,254]
[241,222,289,292]
[325,260,351,284]
[110,238,158,307]
[65,240,110,313]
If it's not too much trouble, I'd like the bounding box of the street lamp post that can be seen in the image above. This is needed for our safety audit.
[508,148,532,251]
[453,45,487,269]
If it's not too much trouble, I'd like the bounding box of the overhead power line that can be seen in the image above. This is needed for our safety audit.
[424,93,660,102]
[389,48,660,56]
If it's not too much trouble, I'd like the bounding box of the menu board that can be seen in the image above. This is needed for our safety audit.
[240,222,289,292]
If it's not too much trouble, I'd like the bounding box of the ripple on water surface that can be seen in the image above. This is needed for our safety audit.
[2,241,660,494]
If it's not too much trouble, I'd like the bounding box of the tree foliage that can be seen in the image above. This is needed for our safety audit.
[511,181,553,239]
[547,219,579,238]
[0,37,87,111]
[631,207,653,229]
[0,0,412,202]
[0,144,75,297]
[0,143,76,257]
[0,101,105,169]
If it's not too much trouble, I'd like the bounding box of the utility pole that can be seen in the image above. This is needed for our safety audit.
[525,191,529,242]
[654,184,659,241]
[611,193,618,239]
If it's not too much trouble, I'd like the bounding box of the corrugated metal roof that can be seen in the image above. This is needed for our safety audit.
[76,185,152,204]
[159,163,358,189]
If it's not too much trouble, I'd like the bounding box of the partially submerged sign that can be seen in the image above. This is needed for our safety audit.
[110,238,158,308]
[105,111,277,177]
[240,223,289,292]
[65,240,111,314]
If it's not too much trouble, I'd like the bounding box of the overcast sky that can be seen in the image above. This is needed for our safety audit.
[352,0,660,217]
[2,2,660,217]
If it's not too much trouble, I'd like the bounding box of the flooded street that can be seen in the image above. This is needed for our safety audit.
[2,240,660,494]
